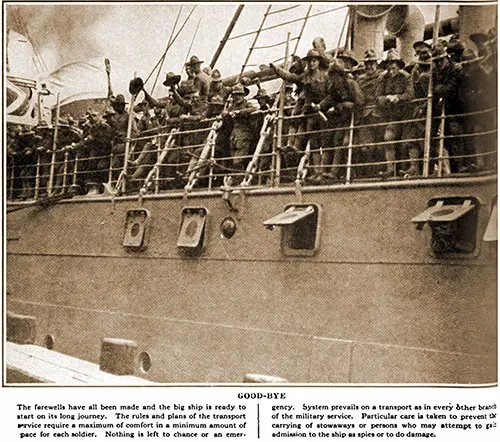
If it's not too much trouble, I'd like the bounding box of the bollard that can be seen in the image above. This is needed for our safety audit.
[7,312,36,344]
[100,338,138,375]
[243,373,289,383]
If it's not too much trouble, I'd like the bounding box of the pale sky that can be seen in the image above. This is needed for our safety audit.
[6,3,458,104]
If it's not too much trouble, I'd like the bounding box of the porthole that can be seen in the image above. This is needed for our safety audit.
[44,334,55,350]
[139,351,152,373]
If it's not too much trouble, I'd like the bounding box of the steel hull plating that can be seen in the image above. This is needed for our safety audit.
[6,177,497,383]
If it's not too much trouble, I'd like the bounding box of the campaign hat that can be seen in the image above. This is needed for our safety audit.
[302,49,330,69]
[186,55,203,66]
[163,72,181,87]
[380,49,405,69]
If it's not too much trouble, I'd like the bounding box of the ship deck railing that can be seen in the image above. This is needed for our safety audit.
[6,99,498,201]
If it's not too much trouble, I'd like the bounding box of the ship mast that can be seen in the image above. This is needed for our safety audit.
[210,4,245,69]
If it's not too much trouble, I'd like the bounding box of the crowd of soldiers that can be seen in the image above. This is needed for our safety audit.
[6,29,497,199]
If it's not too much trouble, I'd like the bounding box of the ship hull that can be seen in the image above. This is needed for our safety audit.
[6,176,497,383]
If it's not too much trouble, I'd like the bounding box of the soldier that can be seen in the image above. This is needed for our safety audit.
[356,49,383,177]
[185,55,211,99]
[33,121,55,197]
[167,82,209,184]
[254,88,273,111]
[338,49,360,75]
[78,109,114,192]
[431,45,466,173]
[316,58,364,181]
[108,94,138,180]
[222,84,258,182]
[375,49,413,177]
[269,49,330,180]
[6,125,24,199]
[459,48,491,171]
[208,69,231,102]
[446,35,466,63]
[401,48,433,177]
[15,127,41,199]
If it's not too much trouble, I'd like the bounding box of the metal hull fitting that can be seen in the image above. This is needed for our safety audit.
[6,176,497,383]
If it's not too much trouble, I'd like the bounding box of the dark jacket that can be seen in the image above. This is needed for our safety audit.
[319,77,365,122]
[272,66,329,110]
[375,69,413,120]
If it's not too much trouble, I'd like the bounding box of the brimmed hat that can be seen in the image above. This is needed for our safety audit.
[110,94,126,105]
[254,88,269,100]
[211,69,222,82]
[185,55,203,66]
[328,58,346,75]
[302,49,330,69]
[470,32,488,47]
[163,71,181,87]
[289,55,305,74]
[446,36,465,56]
[231,83,250,96]
[338,49,359,68]
[417,48,433,66]
[129,77,144,95]
[381,49,405,69]
[413,41,432,54]
[363,48,379,63]
[432,45,449,61]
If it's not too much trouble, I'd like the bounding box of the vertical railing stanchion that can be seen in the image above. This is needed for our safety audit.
[269,123,277,187]
[34,153,41,199]
[345,111,355,183]
[62,151,69,192]
[48,93,61,195]
[422,4,440,178]
[120,93,138,194]
[274,32,291,187]
[8,166,15,200]
[208,136,215,190]
[72,153,79,191]
[422,64,433,178]
[155,134,162,194]
[437,102,446,177]
[108,153,114,186]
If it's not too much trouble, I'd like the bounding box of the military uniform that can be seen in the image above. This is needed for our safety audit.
[375,49,413,176]
[225,86,258,176]
[354,49,383,176]
[271,50,330,178]
[318,59,365,180]
[432,47,465,172]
